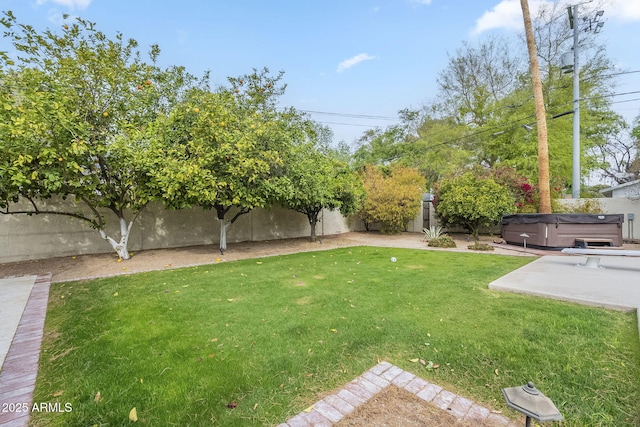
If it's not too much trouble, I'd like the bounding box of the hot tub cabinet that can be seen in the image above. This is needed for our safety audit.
[501,213,623,249]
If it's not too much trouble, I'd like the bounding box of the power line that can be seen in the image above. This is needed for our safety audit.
[610,97,640,106]
[301,110,397,121]
[581,89,640,102]
[316,121,381,128]
[600,70,640,79]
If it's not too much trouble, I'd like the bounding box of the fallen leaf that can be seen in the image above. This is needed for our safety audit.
[227,298,234,302]
[409,358,419,363]
[113,292,119,297]
[494,369,499,376]
[94,391,102,402]
[53,390,64,397]
[253,403,259,410]
[303,405,314,413]
[419,359,427,366]
[256,261,263,264]
[129,407,138,422]
[330,328,337,333]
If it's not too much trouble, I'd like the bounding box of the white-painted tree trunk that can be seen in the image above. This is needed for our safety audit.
[219,218,229,254]
[99,216,133,260]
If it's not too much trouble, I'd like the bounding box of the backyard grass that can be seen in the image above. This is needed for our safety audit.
[31,247,640,426]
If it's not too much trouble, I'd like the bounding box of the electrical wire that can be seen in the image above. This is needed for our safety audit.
[300,110,397,121]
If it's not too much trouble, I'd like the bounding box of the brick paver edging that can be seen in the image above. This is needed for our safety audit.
[0,273,52,427]
[278,361,521,427]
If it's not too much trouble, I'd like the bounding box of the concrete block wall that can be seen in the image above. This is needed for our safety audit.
[558,197,640,241]
[0,197,353,263]
[9,196,635,264]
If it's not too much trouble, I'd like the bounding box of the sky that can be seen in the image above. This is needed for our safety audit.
[2,0,640,146]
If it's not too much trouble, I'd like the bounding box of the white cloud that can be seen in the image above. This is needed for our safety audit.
[337,53,376,73]
[608,0,640,22]
[472,0,640,36]
[472,0,532,35]
[36,0,92,10]
[409,0,433,5]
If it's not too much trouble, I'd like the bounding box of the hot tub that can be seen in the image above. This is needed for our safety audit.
[501,213,623,249]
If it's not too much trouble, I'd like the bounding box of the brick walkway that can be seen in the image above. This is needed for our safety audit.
[278,361,520,427]
[0,274,52,427]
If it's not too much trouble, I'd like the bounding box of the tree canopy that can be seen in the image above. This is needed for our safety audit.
[283,138,364,242]
[0,11,195,259]
[435,172,515,240]
[147,68,311,253]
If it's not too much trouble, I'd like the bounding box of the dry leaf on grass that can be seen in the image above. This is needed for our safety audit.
[129,407,138,422]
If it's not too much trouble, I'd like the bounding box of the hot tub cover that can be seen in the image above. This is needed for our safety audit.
[501,213,623,225]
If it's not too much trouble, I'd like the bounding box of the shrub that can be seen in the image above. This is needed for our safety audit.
[467,242,494,251]
[359,165,424,234]
[428,234,457,248]
[435,172,515,241]
[555,198,604,214]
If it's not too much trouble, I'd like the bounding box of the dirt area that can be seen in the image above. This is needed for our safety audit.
[336,386,506,426]
[0,231,537,283]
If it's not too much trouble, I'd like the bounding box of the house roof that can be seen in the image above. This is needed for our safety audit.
[600,179,640,196]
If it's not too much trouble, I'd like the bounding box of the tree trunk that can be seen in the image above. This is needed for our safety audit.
[520,0,552,214]
[309,219,317,242]
[99,216,133,260]
[307,208,321,242]
[219,218,228,255]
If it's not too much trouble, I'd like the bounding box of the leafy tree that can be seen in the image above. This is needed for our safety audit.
[283,140,364,242]
[436,35,522,127]
[352,109,422,167]
[434,172,515,241]
[0,12,193,259]
[590,116,640,184]
[150,68,300,253]
[359,165,424,234]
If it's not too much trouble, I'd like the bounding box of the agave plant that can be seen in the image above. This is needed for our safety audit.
[423,225,444,241]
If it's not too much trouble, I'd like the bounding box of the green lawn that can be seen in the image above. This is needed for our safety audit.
[32,247,640,426]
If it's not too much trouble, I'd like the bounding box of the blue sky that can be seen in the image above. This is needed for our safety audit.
[2,0,640,145]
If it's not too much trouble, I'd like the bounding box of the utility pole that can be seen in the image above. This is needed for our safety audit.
[567,3,604,198]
